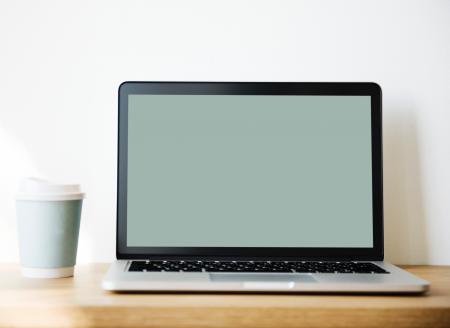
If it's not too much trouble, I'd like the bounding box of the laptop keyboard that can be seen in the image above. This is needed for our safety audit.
[128,261,389,274]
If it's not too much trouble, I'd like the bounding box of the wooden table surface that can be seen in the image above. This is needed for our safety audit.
[0,264,449,328]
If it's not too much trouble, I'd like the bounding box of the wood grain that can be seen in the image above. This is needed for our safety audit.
[0,264,449,327]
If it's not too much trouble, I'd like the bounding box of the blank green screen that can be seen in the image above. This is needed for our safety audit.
[127,95,373,247]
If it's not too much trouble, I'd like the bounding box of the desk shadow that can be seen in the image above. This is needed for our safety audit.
[383,111,429,264]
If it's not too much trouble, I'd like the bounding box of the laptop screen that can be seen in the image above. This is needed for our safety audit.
[126,95,373,248]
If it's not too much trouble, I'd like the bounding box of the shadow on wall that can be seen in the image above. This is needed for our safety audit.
[383,111,429,265]
[0,117,94,263]
[0,126,43,261]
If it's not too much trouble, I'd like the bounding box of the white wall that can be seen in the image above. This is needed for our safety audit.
[1,0,449,264]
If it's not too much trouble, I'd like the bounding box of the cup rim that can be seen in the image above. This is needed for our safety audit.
[16,193,85,201]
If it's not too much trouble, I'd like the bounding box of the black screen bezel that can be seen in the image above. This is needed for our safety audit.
[117,82,383,261]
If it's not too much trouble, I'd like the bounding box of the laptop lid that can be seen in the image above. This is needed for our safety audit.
[117,82,383,261]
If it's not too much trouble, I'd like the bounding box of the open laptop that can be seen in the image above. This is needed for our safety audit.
[102,82,429,293]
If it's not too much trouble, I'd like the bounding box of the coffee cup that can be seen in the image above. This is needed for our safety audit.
[16,178,85,278]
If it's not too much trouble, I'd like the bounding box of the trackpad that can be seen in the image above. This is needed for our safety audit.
[209,273,316,283]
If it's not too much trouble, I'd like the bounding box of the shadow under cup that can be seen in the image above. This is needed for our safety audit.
[16,199,83,278]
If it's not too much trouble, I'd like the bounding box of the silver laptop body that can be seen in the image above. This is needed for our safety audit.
[103,260,427,293]
[103,82,429,294]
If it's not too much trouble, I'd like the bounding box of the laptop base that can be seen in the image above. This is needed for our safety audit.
[103,261,429,294]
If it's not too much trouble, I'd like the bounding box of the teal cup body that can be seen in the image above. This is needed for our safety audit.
[16,200,82,271]
[16,178,84,278]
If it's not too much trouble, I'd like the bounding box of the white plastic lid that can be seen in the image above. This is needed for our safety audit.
[16,178,85,201]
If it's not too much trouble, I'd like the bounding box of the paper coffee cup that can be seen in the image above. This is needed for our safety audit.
[16,178,85,278]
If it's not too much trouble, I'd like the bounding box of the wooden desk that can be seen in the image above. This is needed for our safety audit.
[0,264,449,328]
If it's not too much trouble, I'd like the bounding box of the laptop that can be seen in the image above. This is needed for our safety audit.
[102,82,429,293]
